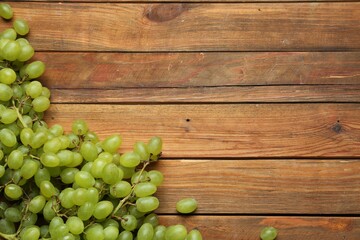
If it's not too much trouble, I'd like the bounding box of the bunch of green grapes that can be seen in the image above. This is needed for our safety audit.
[0,3,204,240]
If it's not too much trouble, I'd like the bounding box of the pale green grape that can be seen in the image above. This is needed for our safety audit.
[118,165,135,179]
[93,201,114,220]
[20,128,33,146]
[49,124,63,136]
[117,231,133,240]
[136,196,159,213]
[137,223,154,240]
[80,141,98,161]
[85,224,104,240]
[0,83,13,101]
[77,202,95,221]
[40,152,60,167]
[121,215,137,231]
[59,188,75,209]
[20,159,39,179]
[66,151,83,167]
[13,18,29,36]
[0,128,17,147]
[40,180,57,198]
[260,227,278,240]
[147,137,162,156]
[73,188,89,206]
[186,229,203,240]
[153,225,166,240]
[0,68,16,84]
[143,213,159,228]
[26,80,43,98]
[131,170,148,184]
[102,163,123,185]
[72,119,88,135]
[0,219,16,234]
[30,130,48,149]
[147,170,164,187]
[2,40,21,61]
[0,3,13,19]
[41,86,51,98]
[120,152,141,168]
[109,180,132,198]
[176,198,198,214]
[66,216,84,235]
[101,134,122,153]
[74,170,95,188]
[57,149,74,166]
[91,158,108,178]
[43,137,62,153]
[1,28,16,40]
[18,43,34,61]
[29,195,46,214]
[21,226,41,240]
[7,149,24,169]
[134,182,157,198]
[32,96,50,112]
[134,141,150,161]
[4,183,23,200]
[60,168,79,184]
[1,108,17,124]
[87,187,99,204]
[25,61,45,79]
[0,165,5,178]
[103,225,119,240]
[4,207,21,222]
[43,200,57,221]
[34,168,51,187]
[164,225,187,240]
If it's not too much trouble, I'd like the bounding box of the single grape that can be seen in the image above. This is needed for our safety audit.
[103,225,119,240]
[40,152,60,167]
[18,43,34,62]
[1,108,18,124]
[1,28,17,40]
[121,215,138,232]
[0,83,13,101]
[25,61,45,79]
[21,226,41,240]
[43,200,58,221]
[153,225,166,240]
[137,223,154,240]
[57,149,74,166]
[80,141,98,161]
[147,170,164,187]
[13,18,30,36]
[120,152,141,168]
[32,96,50,112]
[93,201,114,220]
[73,188,89,206]
[20,127,34,146]
[74,170,95,188]
[143,213,159,228]
[59,188,75,209]
[60,167,79,184]
[131,170,149,184]
[147,136,162,156]
[0,68,16,84]
[109,180,132,198]
[118,230,133,240]
[72,119,88,135]
[136,196,159,213]
[84,224,104,240]
[20,159,39,179]
[26,80,43,98]
[66,216,84,235]
[77,202,95,221]
[0,165,5,178]
[186,229,203,240]
[101,134,122,153]
[0,3,13,19]
[7,149,24,170]
[4,183,23,200]
[134,141,150,161]
[40,180,57,198]
[260,226,278,240]
[102,163,122,185]
[43,137,62,153]
[2,40,21,61]
[4,207,22,222]
[134,182,157,198]
[0,219,16,234]
[34,168,51,187]
[29,195,46,213]
[176,198,198,214]
[164,225,187,240]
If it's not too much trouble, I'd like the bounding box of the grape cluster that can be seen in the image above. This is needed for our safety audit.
[0,3,204,240]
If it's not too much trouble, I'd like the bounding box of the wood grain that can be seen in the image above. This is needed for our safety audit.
[50,85,360,103]
[35,52,360,88]
[152,159,360,214]
[44,104,360,158]
[159,216,360,240]
[7,3,360,51]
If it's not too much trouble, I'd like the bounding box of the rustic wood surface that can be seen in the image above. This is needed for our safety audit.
[4,0,360,239]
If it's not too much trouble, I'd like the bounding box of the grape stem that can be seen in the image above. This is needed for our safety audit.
[12,101,28,128]
[0,232,17,240]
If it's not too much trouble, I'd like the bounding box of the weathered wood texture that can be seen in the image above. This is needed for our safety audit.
[45,104,360,158]
[36,52,360,88]
[159,216,360,240]
[6,3,360,51]
[150,159,360,214]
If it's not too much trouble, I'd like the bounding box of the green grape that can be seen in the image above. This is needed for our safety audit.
[72,119,88,135]
[131,170,148,184]
[17,115,33,129]
[4,207,22,222]
[91,158,108,178]
[67,133,80,148]
[49,216,64,235]
[1,108,18,124]
[164,225,187,240]
[0,3,13,19]
[29,195,46,213]
[43,200,57,221]
[147,137,162,156]
[102,163,123,185]
[26,80,43,98]
[87,187,99,204]
[176,198,198,214]
[81,161,93,172]
[121,215,138,231]
[1,28,17,40]
[0,165,5,178]
[0,68,16,84]
[73,188,89,206]
[7,149,24,169]
[25,61,45,79]
[127,205,145,219]
[98,151,113,163]
[12,84,24,99]
[58,135,71,149]
[0,83,13,101]
[118,165,135,179]
[7,122,21,136]
[136,196,159,213]
[21,226,41,240]
[80,141,98,161]
[101,134,122,153]
[18,43,34,61]
[40,225,50,238]
[260,227,278,240]
[60,167,79,184]
[43,137,62,153]
[74,170,95,188]
[40,152,60,167]
[4,183,23,200]
[77,201,95,221]
[0,149,3,160]
[120,152,141,168]
[137,223,154,240]
[59,188,75,209]
[147,170,164,187]
[93,200,114,220]
[66,151,83,167]
[32,96,50,112]
[52,224,70,239]
[85,224,105,240]
[109,180,132,198]
[0,219,16,234]
[20,159,39,179]
[186,229,203,240]
[2,40,21,61]
[20,128,33,146]
[13,18,30,36]
[40,180,57,198]
[30,130,48,149]
[57,149,74,166]
[118,231,133,240]
[34,168,51,187]
[49,124,63,136]
[66,216,84,235]
[102,219,119,229]
[16,37,29,46]
[134,141,150,161]
[143,213,159,228]
[134,182,157,198]
[103,225,119,240]
[153,225,166,240]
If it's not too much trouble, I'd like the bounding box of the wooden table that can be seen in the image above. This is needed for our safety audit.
[7,0,360,239]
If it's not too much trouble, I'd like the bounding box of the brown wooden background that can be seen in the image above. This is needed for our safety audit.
[5,0,360,239]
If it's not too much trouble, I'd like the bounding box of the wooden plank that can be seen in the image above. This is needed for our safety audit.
[10,0,360,2]
[44,104,360,158]
[36,52,360,88]
[50,85,360,103]
[7,3,360,51]
[150,159,360,214]
[159,215,360,240]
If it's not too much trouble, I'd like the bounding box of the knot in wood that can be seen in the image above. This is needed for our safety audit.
[145,4,186,23]
[332,122,342,133]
